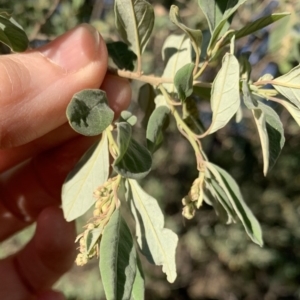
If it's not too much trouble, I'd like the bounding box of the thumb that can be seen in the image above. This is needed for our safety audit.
[0,24,108,148]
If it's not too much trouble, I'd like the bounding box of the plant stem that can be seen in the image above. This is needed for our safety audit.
[108,67,212,88]
[253,80,300,89]
[193,51,200,76]
[136,55,142,76]
[158,85,205,171]
[194,60,209,79]
[106,126,119,158]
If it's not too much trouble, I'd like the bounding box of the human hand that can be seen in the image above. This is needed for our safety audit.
[0,24,131,300]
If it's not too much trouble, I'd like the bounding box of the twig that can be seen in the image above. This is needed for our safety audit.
[253,80,300,89]
[109,67,212,88]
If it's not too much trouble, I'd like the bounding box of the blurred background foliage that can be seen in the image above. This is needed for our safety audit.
[1,0,300,299]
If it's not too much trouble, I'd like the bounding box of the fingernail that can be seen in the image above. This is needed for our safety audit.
[39,24,101,72]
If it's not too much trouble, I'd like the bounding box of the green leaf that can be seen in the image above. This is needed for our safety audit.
[272,98,300,127]
[120,111,137,126]
[272,65,300,108]
[243,84,284,175]
[174,63,195,102]
[107,41,137,71]
[126,179,178,283]
[198,0,247,51]
[154,94,170,108]
[255,105,284,175]
[138,83,156,129]
[210,0,247,52]
[204,53,240,135]
[206,162,263,246]
[100,209,137,300]
[239,52,252,81]
[66,89,114,136]
[86,227,102,254]
[242,81,258,108]
[235,13,289,41]
[205,174,236,224]
[268,15,291,55]
[114,122,152,179]
[203,182,234,224]
[193,85,212,100]
[114,0,154,56]
[0,16,28,52]
[162,34,187,64]
[182,97,205,134]
[62,133,110,221]
[130,256,145,300]
[169,5,202,61]
[146,106,170,153]
[197,0,230,33]
[162,35,193,93]
[221,13,290,48]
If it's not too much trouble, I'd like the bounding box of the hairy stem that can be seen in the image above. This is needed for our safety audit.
[159,85,205,171]
[106,126,119,158]
[194,60,209,80]
[253,80,300,89]
[109,67,212,88]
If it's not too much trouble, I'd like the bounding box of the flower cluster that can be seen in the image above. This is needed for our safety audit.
[75,176,119,266]
[182,174,204,219]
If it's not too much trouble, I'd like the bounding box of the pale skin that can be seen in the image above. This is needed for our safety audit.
[0,24,131,300]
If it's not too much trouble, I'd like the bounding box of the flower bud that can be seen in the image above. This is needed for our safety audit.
[182,203,196,219]
[75,253,88,266]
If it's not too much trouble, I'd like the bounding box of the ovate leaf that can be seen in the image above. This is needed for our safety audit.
[162,34,187,64]
[114,122,152,179]
[193,85,212,100]
[120,111,137,126]
[130,256,145,300]
[253,106,284,175]
[206,162,263,246]
[174,63,195,102]
[100,209,137,300]
[205,176,236,224]
[126,179,178,283]
[198,0,247,51]
[162,35,193,93]
[272,98,300,127]
[0,16,28,52]
[114,0,154,56]
[239,52,252,81]
[221,13,290,48]
[243,83,285,175]
[169,5,202,61]
[154,94,170,108]
[66,89,114,136]
[197,0,229,33]
[203,181,234,224]
[251,109,269,173]
[138,83,156,129]
[182,97,205,134]
[209,0,247,50]
[62,133,109,221]
[272,65,300,108]
[235,13,289,41]
[85,228,102,255]
[146,106,170,153]
[204,53,240,135]
[107,41,137,71]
